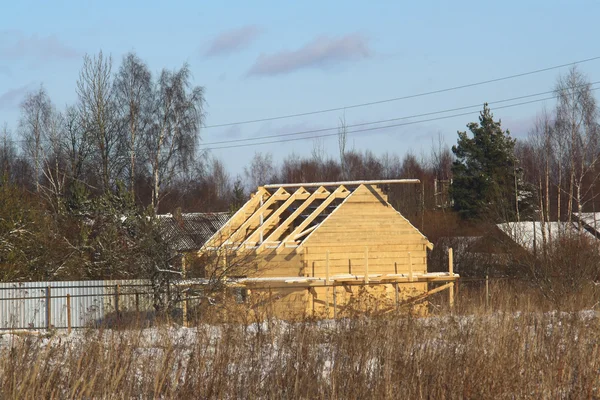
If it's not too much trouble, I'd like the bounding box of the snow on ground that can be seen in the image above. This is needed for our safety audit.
[1,310,598,350]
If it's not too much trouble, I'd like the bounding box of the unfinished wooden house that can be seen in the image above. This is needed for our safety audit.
[198,180,458,319]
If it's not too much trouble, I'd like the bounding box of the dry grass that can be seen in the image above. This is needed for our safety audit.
[2,284,600,399]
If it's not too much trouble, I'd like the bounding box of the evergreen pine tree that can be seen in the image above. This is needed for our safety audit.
[450,104,527,220]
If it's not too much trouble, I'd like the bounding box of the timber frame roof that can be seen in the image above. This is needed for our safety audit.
[202,179,429,253]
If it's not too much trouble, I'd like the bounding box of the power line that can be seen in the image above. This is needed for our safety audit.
[203,56,600,128]
[201,82,600,146]
[203,88,600,151]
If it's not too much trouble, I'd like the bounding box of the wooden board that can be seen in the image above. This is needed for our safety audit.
[303,184,431,284]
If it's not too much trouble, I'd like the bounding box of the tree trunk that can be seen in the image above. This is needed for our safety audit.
[557,167,562,224]
[152,160,160,213]
[545,151,551,243]
[540,177,547,252]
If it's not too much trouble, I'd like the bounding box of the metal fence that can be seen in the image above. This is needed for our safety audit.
[0,280,156,330]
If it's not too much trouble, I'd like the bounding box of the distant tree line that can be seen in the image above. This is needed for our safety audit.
[1,49,599,283]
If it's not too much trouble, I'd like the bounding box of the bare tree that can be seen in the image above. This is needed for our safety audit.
[114,52,152,197]
[208,157,231,200]
[244,152,274,191]
[338,112,348,180]
[380,152,401,179]
[63,104,92,184]
[41,110,68,213]
[430,132,453,180]
[554,67,599,225]
[76,51,120,193]
[528,109,555,247]
[0,123,17,180]
[311,137,326,164]
[146,63,205,211]
[18,86,52,192]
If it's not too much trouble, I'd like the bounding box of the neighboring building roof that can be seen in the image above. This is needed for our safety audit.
[496,221,595,251]
[157,212,230,252]
[574,212,600,234]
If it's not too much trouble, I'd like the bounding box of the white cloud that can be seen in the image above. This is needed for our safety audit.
[247,33,371,77]
[0,30,80,63]
[205,25,262,57]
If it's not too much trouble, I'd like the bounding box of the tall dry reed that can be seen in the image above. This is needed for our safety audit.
[2,284,600,399]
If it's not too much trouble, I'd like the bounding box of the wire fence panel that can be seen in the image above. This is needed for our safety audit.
[0,280,153,330]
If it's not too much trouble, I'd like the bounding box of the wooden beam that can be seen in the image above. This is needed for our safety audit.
[282,185,351,245]
[264,179,420,189]
[326,250,330,317]
[226,187,290,246]
[237,275,457,288]
[293,224,319,241]
[203,186,269,249]
[399,283,454,305]
[364,247,369,284]
[240,187,310,248]
[258,186,331,252]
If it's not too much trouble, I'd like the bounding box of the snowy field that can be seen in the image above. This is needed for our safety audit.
[2,311,600,398]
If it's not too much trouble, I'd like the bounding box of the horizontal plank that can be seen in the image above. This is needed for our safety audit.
[315,224,418,231]
[306,237,426,245]
[305,258,427,267]
[309,231,422,238]
[305,252,426,261]
[304,244,429,252]
[306,244,427,259]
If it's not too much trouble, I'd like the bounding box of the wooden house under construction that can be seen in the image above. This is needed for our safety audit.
[197,180,458,319]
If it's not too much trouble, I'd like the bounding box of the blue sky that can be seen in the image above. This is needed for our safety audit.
[1,1,599,175]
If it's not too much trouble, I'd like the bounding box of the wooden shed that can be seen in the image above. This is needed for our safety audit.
[198,180,458,319]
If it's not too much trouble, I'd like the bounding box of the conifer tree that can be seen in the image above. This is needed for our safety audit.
[451,104,528,220]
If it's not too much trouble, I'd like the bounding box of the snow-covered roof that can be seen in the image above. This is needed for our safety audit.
[157,212,230,252]
[574,212,600,233]
[497,221,595,250]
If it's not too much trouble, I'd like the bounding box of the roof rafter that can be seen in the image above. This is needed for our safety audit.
[281,185,351,246]
[225,187,290,246]
[240,187,311,249]
[202,187,269,249]
[257,186,331,252]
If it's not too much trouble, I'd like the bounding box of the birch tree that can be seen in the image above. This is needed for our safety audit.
[146,64,205,211]
[527,109,554,246]
[76,51,121,193]
[18,86,52,192]
[554,67,599,225]
[114,52,152,196]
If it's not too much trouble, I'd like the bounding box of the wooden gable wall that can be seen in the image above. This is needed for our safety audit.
[302,184,431,277]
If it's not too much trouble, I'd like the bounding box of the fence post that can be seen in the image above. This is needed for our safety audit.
[448,248,454,309]
[485,275,490,310]
[182,289,188,327]
[46,286,52,330]
[394,262,399,309]
[66,294,72,334]
[114,284,120,316]
[333,285,337,319]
